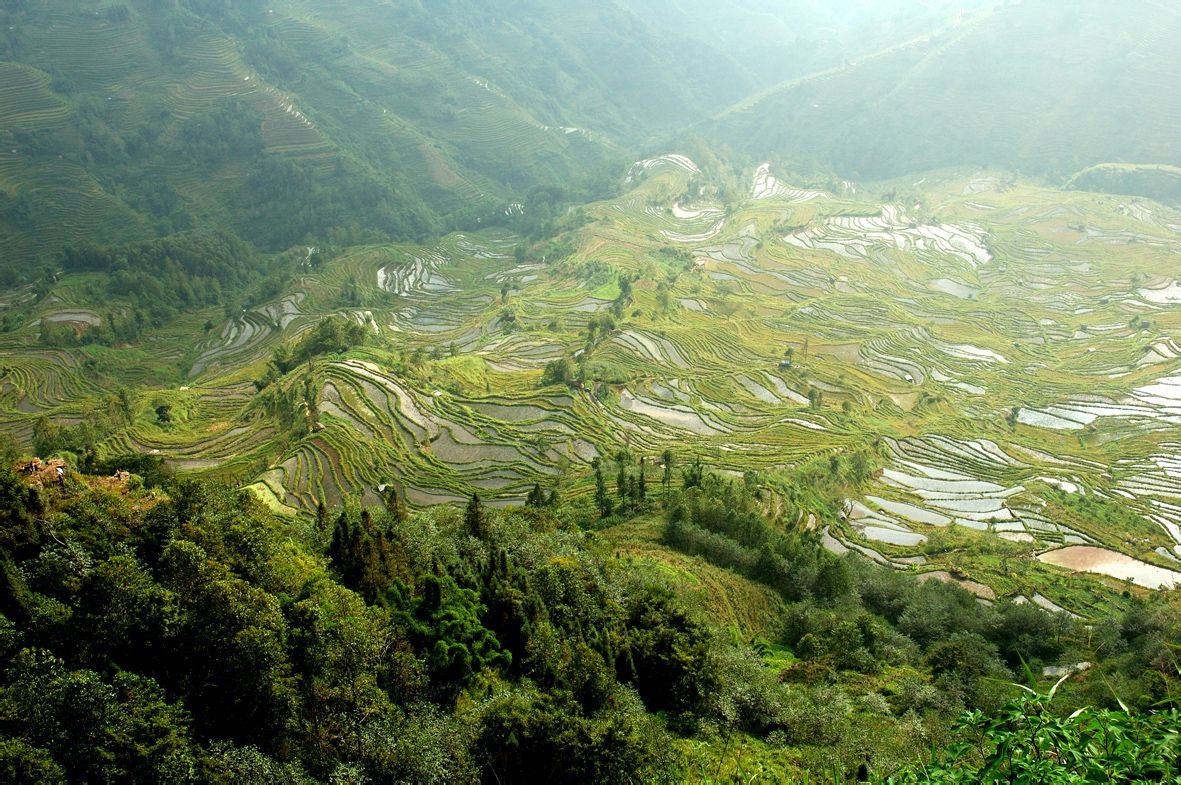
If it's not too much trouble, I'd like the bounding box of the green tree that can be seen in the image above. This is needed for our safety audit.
[539,358,573,388]
[465,493,488,540]
[273,316,367,375]
[116,387,135,424]
[474,687,675,784]
[638,457,647,505]
[525,484,546,509]
[0,463,42,560]
[286,583,400,762]
[0,738,64,783]
[616,586,717,715]
[662,449,674,503]
[156,539,298,749]
[328,509,397,604]
[393,574,509,708]
[594,460,611,518]
[0,651,196,782]
[380,484,407,525]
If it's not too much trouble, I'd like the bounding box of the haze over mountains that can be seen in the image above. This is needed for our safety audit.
[2,0,1178,277]
[709,0,1181,180]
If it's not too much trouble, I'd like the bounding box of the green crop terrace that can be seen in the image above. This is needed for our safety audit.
[3,154,1180,618]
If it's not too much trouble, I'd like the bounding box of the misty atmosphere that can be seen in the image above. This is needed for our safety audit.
[0,0,1179,781]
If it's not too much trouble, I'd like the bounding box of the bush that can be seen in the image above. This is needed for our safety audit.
[894,687,1181,783]
[474,687,677,784]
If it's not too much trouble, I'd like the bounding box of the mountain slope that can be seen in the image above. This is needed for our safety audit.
[6,150,1181,611]
[0,0,751,278]
[618,0,987,88]
[708,0,1181,180]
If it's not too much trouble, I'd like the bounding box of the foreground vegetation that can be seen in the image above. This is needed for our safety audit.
[0,449,1176,782]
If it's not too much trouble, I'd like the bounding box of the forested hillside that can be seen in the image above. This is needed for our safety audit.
[0,450,1176,782]
[0,0,752,278]
[3,0,1173,283]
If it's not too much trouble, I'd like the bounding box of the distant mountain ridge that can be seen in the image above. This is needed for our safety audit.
[617,0,988,88]
[706,0,1181,183]
[2,0,1177,281]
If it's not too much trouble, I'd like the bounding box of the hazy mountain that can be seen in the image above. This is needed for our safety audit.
[619,0,987,87]
[0,0,748,275]
[708,0,1181,181]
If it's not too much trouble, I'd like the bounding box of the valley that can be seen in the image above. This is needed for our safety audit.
[4,157,1179,615]
[2,2,1180,780]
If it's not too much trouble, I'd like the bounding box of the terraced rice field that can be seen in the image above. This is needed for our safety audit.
[1038,546,1181,590]
[3,159,1180,613]
[0,63,71,130]
[27,10,149,90]
[751,162,825,203]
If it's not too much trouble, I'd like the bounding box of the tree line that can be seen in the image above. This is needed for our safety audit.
[0,443,1175,782]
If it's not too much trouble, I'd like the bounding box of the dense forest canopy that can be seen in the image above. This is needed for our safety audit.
[0,452,1176,782]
